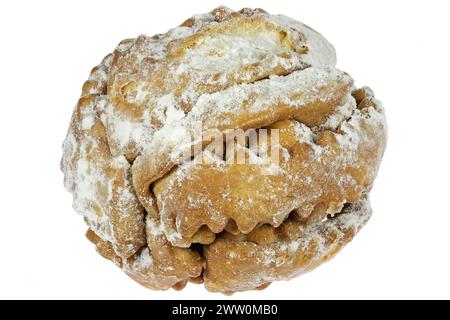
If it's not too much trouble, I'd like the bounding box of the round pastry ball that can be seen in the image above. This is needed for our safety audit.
[61,7,386,293]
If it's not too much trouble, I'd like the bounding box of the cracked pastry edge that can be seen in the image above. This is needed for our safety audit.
[85,198,372,293]
[131,66,355,232]
[147,86,386,247]
[203,199,373,293]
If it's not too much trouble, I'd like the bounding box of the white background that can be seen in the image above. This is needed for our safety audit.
[1,0,449,300]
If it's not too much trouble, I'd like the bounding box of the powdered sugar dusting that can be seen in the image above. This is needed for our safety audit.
[271,15,337,67]
[61,7,386,293]
[101,9,337,159]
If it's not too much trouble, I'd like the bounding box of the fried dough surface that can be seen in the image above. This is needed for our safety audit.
[61,7,386,293]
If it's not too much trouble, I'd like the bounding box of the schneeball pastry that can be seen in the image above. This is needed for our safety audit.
[61,7,387,294]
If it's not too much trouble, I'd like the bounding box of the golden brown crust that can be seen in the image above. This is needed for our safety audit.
[105,10,311,160]
[62,56,146,258]
[61,7,387,293]
[203,201,372,293]
[151,82,385,247]
[132,68,354,229]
